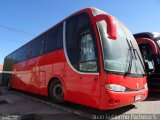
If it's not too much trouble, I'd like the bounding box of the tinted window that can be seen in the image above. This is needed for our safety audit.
[66,13,98,72]
[139,43,154,61]
[31,38,42,58]
[3,56,12,71]
[17,48,22,62]
[79,30,97,72]
[19,45,28,61]
[11,51,17,63]
[4,23,63,65]
[3,53,15,71]
[44,24,63,53]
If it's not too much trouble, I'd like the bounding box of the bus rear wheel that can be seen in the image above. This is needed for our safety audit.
[7,78,12,90]
[49,79,64,103]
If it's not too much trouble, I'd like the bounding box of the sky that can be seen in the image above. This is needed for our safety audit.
[0,0,160,64]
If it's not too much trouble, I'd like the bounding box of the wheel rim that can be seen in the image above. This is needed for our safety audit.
[53,83,63,100]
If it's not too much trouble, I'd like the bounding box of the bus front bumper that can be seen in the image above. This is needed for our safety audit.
[99,89,148,110]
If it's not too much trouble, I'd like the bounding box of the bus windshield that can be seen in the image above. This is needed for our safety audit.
[152,32,160,39]
[93,10,145,75]
[156,39,160,47]
[154,33,160,47]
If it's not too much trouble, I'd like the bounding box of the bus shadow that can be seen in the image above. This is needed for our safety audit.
[144,91,160,101]
[11,89,136,119]
[0,87,10,96]
[64,102,135,116]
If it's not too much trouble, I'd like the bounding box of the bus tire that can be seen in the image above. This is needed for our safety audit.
[7,78,12,90]
[49,79,64,103]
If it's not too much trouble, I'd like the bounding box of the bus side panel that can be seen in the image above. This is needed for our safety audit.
[26,57,39,94]
[64,60,100,109]
[38,49,66,96]
[12,61,28,91]
[12,49,66,96]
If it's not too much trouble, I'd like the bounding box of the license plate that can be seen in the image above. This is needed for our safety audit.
[135,95,141,101]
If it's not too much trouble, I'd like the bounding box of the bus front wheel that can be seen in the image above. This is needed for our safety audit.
[49,79,64,103]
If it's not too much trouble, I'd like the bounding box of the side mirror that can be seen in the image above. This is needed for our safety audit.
[147,61,154,70]
[94,14,117,40]
[145,60,154,73]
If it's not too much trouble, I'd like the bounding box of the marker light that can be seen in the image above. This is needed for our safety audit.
[144,83,148,89]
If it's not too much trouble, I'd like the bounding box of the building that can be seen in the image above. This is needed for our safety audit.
[0,64,3,86]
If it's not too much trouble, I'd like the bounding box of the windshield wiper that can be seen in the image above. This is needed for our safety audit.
[125,38,146,76]
[124,39,133,76]
[129,41,146,75]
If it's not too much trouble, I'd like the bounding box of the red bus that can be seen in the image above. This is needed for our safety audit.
[3,8,148,110]
[134,32,160,91]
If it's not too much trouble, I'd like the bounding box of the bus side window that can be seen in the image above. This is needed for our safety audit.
[140,43,153,61]
[27,44,32,59]
[139,43,155,71]
[79,29,97,72]
[44,24,63,53]
[41,39,45,54]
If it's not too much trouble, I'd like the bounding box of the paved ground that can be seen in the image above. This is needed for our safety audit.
[0,87,160,120]
[125,91,160,114]
[0,87,88,120]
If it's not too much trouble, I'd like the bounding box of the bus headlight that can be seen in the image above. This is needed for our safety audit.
[144,83,148,89]
[106,84,126,92]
